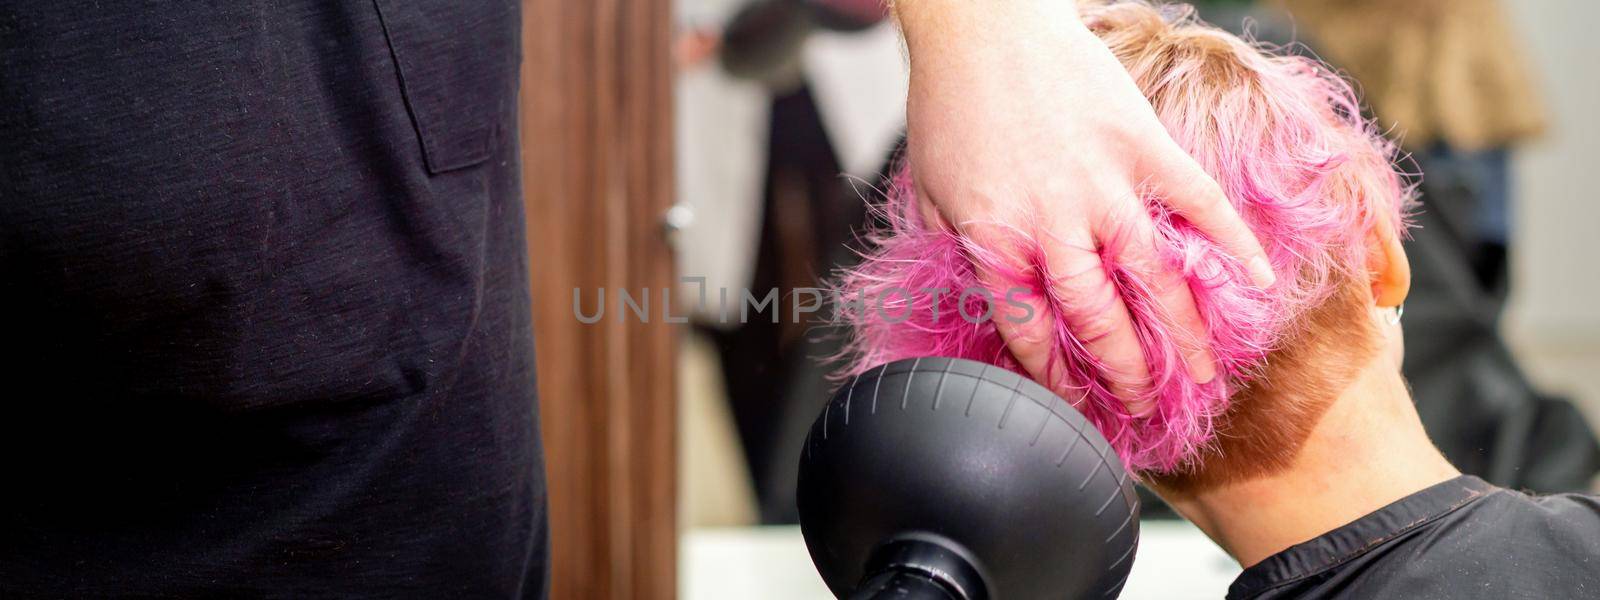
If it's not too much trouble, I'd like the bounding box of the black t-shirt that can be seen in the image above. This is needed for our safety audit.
[0,2,545,598]
[1230,476,1600,599]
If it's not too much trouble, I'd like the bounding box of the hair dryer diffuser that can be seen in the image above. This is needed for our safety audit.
[797,357,1140,599]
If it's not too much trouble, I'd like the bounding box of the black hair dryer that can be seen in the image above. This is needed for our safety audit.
[797,357,1141,599]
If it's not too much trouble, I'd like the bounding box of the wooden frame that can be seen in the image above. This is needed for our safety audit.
[518,0,678,597]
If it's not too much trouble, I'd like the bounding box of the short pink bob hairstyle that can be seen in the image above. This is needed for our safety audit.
[834,0,1413,475]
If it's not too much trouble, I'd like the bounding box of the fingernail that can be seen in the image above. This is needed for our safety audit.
[1248,256,1276,288]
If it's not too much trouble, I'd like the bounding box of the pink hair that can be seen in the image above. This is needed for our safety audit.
[833,1,1414,474]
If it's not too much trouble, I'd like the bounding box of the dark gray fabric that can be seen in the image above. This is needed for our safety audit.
[0,2,546,598]
[1230,476,1600,599]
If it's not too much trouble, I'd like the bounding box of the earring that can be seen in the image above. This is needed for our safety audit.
[1387,304,1404,325]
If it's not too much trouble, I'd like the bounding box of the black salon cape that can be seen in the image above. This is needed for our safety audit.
[0,2,546,598]
[1230,476,1600,599]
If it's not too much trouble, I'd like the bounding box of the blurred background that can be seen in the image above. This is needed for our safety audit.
[658,0,1600,597]
[13,0,1594,597]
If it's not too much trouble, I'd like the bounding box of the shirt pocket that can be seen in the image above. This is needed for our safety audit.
[372,0,520,174]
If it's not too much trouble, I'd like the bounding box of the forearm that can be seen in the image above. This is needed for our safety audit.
[895,0,1091,69]
[893,0,1115,137]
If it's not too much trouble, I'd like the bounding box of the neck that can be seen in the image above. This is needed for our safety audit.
[1161,357,1461,567]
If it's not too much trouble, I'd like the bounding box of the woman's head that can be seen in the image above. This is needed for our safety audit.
[834,0,1414,484]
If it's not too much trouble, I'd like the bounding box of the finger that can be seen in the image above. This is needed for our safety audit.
[1147,146,1275,288]
[1099,202,1217,385]
[1036,226,1158,413]
[968,223,1156,415]
[978,267,1063,395]
[965,240,1063,396]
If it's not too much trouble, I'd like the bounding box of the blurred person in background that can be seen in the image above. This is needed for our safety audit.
[674,0,906,524]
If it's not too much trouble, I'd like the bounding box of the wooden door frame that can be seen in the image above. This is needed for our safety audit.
[518,0,678,597]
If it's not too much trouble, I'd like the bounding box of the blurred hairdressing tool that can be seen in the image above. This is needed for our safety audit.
[797,357,1140,599]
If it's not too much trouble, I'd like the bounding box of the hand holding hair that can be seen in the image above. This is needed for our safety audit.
[894,0,1275,413]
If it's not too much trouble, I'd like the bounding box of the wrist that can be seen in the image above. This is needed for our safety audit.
[897,0,1087,41]
[897,0,1094,71]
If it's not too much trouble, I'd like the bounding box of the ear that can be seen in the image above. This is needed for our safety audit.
[1368,214,1410,308]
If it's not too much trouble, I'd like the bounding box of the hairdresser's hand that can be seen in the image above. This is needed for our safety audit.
[897,0,1274,410]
